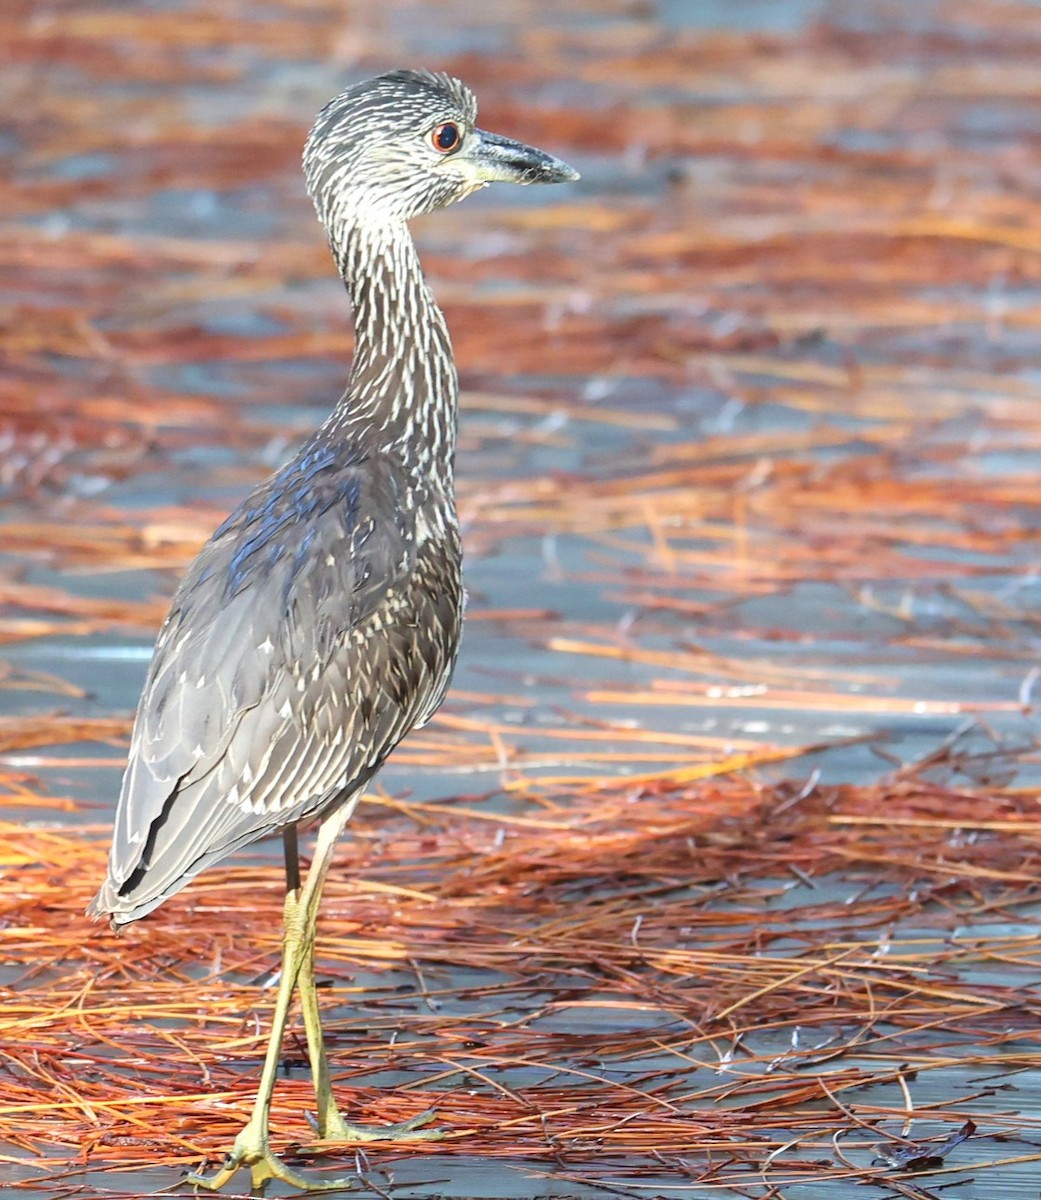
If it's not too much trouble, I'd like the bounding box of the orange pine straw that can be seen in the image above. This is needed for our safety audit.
[5,0,1041,1193]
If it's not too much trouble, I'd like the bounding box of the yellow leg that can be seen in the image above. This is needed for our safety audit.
[298,932,442,1144]
[188,809,356,1193]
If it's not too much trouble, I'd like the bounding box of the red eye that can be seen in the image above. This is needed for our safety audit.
[431,122,462,153]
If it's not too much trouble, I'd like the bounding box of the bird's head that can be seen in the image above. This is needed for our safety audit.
[304,69,578,236]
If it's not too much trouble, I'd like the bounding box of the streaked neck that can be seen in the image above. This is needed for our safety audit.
[328,219,457,496]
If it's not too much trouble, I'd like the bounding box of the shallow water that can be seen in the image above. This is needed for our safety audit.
[3,0,1041,1196]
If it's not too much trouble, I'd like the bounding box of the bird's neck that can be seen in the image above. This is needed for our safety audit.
[329,220,457,497]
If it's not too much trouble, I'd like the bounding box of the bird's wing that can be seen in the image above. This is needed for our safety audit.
[98,444,458,918]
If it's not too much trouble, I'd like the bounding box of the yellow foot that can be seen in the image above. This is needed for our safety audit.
[313,1107,443,1144]
[187,1121,354,1192]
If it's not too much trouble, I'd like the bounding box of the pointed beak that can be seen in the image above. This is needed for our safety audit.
[461,128,580,186]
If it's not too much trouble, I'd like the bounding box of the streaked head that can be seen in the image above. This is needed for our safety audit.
[304,69,578,234]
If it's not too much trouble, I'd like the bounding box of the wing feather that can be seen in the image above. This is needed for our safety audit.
[91,444,462,923]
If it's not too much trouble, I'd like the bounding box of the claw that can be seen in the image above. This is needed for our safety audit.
[186,1122,356,1193]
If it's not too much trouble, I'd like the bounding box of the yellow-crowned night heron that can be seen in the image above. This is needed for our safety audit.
[88,69,577,1192]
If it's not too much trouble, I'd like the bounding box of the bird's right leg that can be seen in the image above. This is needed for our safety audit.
[188,816,354,1192]
[187,887,320,1191]
[292,796,441,1146]
[297,924,441,1145]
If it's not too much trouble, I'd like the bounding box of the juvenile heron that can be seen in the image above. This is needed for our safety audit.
[88,69,577,1191]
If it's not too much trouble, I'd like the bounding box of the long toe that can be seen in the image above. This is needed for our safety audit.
[315,1107,444,1144]
[187,1141,358,1192]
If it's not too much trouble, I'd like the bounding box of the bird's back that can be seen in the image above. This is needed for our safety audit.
[90,439,463,925]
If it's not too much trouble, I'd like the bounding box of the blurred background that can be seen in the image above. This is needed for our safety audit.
[3,1,1041,1197]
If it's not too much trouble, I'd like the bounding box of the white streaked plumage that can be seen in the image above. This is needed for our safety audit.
[86,67,578,1194]
[89,68,577,928]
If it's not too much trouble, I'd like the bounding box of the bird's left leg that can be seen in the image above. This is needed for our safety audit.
[294,799,442,1145]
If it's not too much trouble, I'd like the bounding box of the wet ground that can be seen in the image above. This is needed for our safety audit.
[3,0,1041,1197]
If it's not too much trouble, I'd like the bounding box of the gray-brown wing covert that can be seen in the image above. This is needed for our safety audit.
[90,441,462,923]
